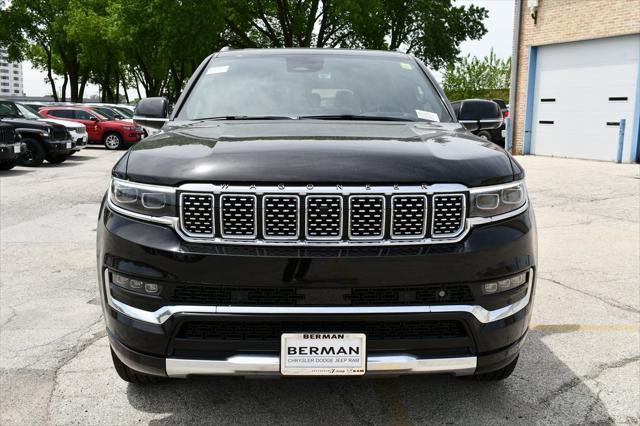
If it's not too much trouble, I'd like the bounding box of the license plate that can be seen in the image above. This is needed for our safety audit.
[280,333,366,376]
[501,129,506,138]
[13,145,20,153]
[66,142,72,148]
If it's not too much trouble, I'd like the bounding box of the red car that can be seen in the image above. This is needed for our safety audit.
[39,106,144,150]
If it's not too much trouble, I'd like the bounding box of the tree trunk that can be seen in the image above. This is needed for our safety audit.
[79,73,88,101]
[61,73,68,102]
[121,71,130,104]
[43,45,59,102]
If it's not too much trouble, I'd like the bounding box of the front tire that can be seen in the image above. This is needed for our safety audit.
[17,138,45,167]
[45,153,68,164]
[464,355,519,381]
[476,130,493,142]
[103,132,123,150]
[0,159,16,170]
[110,347,162,384]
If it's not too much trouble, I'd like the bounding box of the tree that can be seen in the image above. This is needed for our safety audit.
[442,49,511,101]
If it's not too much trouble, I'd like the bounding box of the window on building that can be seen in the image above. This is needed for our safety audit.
[1,89,9,93]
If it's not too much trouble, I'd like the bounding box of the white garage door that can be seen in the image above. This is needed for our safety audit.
[531,34,639,162]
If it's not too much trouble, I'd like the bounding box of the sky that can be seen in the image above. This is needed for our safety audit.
[20,0,515,98]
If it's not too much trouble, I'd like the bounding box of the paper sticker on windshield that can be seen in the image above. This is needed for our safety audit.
[416,110,439,122]
[400,63,413,70]
[206,65,229,75]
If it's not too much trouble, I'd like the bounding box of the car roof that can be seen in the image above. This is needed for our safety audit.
[217,48,411,59]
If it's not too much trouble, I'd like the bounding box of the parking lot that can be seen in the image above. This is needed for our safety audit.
[1,148,638,425]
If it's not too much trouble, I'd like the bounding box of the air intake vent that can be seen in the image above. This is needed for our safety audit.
[0,126,15,144]
[263,195,299,239]
[180,193,214,236]
[306,196,342,240]
[349,196,385,239]
[220,194,256,238]
[432,194,465,237]
[391,195,427,238]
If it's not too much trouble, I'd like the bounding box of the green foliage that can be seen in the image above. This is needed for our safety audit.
[1,0,489,102]
[442,49,511,101]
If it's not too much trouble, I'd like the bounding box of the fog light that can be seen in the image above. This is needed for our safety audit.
[481,272,527,295]
[111,272,162,296]
[144,283,159,294]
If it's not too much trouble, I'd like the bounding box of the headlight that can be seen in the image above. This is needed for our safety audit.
[122,126,136,131]
[39,129,50,138]
[469,181,527,218]
[109,178,176,217]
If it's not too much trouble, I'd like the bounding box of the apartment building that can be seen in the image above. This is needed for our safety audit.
[0,47,24,97]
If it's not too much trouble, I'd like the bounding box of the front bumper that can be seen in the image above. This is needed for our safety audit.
[0,142,24,160]
[98,202,537,378]
[70,131,88,151]
[46,138,73,154]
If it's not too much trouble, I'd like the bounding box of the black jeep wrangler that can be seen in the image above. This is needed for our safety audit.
[0,122,23,170]
[0,99,73,167]
[98,49,536,384]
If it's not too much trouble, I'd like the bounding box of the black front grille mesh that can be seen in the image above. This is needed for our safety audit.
[306,196,342,239]
[177,320,467,341]
[392,196,427,238]
[349,196,385,238]
[181,194,214,236]
[0,126,15,144]
[263,196,299,239]
[220,195,256,237]
[170,283,474,306]
[432,194,465,236]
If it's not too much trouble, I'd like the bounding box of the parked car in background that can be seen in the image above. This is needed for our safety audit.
[0,122,24,170]
[15,103,88,155]
[0,99,73,166]
[40,106,144,150]
[450,99,505,146]
[90,103,160,138]
[87,105,128,121]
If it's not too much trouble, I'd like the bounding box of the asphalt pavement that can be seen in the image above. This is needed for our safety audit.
[1,147,638,425]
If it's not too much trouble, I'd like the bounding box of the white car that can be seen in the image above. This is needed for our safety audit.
[16,103,88,153]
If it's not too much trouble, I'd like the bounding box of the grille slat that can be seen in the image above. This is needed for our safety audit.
[306,196,342,240]
[221,195,257,238]
[180,193,214,236]
[432,194,465,237]
[391,195,427,238]
[0,126,15,144]
[263,195,299,239]
[349,196,385,239]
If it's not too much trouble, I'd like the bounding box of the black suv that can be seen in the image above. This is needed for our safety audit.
[0,99,74,166]
[0,122,23,170]
[98,49,536,384]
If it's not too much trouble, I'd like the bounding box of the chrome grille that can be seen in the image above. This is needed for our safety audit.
[432,194,465,237]
[0,125,15,144]
[349,196,385,239]
[180,193,214,236]
[220,194,257,238]
[263,195,299,239]
[306,196,342,240]
[391,195,427,238]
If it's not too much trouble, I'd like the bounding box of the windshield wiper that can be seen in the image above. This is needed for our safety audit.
[297,114,415,122]
[194,115,296,121]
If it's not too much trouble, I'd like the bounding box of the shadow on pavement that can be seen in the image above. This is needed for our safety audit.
[125,332,613,425]
[0,169,35,177]
[65,154,93,161]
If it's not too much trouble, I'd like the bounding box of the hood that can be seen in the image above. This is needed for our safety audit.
[124,121,516,187]
[39,118,85,131]
[1,117,66,131]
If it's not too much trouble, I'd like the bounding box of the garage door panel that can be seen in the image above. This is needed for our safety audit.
[531,34,639,162]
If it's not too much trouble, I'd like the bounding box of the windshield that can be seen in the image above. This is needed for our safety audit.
[94,107,117,120]
[178,53,451,122]
[114,107,133,118]
[0,101,23,118]
[16,103,43,120]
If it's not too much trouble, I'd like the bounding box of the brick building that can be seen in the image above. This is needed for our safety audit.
[509,0,640,162]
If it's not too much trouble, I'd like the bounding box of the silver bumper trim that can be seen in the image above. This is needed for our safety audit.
[165,354,477,377]
[103,270,534,325]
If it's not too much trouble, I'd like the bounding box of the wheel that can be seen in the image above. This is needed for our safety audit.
[476,130,493,142]
[17,138,45,167]
[45,153,68,164]
[0,159,16,170]
[464,355,519,381]
[110,347,162,384]
[103,132,123,150]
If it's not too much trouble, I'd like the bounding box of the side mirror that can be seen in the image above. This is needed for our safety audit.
[134,97,169,130]
[457,100,502,132]
[89,116,99,121]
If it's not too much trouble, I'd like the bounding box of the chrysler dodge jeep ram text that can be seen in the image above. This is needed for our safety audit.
[98,48,536,384]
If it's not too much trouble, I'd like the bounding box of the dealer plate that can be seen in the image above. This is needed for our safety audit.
[280,333,366,376]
